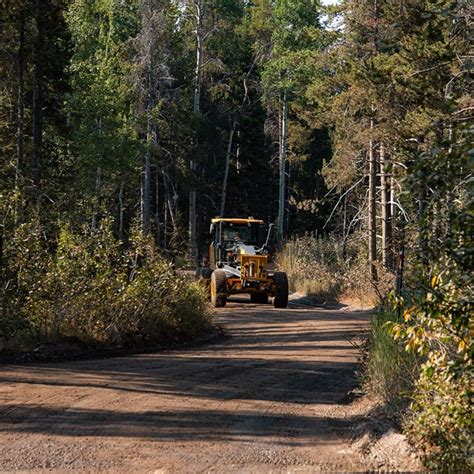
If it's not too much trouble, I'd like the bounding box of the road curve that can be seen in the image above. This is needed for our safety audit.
[0,298,370,472]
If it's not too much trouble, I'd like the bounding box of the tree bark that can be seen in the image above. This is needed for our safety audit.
[368,121,377,281]
[390,165,397,264]
[189,0,203,262]
[193,0,203,117]
[139,0,168,237]
[380,142,390,267]
[219,116,236,217]
[236,129,241,174]
[277,90,288,239]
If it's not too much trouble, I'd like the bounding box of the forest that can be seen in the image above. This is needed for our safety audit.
[0,0,472,470]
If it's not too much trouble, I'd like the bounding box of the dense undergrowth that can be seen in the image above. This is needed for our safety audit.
[390,264,472,471]
[277,233,393,306]
[366,265,472,471]
[0,219,211,353]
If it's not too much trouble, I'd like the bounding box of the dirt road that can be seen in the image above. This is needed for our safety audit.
[0,298,373,472]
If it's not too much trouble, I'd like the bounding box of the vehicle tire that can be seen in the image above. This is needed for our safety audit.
[273,272,289,308]
[211,270,227,308]
[251,292,269,304]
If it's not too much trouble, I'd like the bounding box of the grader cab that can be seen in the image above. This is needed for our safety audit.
[199,218,289,308]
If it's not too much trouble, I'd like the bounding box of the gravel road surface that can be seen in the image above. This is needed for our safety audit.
[0,298,372,472]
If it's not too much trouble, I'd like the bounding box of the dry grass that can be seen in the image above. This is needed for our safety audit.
[364,306,418,420]
[278,233,392,306]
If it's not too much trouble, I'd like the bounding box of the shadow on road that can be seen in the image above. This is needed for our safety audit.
[0,305,370,443]
[0,356,360,404]
[0,404,368,445]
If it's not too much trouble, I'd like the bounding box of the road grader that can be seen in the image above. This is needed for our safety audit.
[198,217,289,308]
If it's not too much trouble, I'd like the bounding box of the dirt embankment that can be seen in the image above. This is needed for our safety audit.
[0,298,422,472]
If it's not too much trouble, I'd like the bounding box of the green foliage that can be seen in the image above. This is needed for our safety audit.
[389,264,473,470]
[405,362,472,471]
[297,2,472,467]
[1,219,211,352]
[386,120,472,467]
[260,0,326,99]
[66,0,141,202]
[0,2,471,468]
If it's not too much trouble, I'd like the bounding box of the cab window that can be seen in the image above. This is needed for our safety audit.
[222,224,258,245]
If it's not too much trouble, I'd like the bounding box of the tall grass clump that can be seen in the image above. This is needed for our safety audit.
[278,233,390,305]
[0,219,212,353]
[365,305,418,418]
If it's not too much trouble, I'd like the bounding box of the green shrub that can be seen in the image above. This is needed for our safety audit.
[390,266,473,471]
[405,361,472,471]
[1,219,212,352]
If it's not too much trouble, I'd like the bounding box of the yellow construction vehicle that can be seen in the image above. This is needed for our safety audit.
[198,217,289,308]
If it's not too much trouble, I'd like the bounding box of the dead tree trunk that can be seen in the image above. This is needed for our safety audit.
[367,0,379,280]
[380,142,390,268]
[277,90,288,239]
[219,116,236,217]
[368,121,377,281]
[389,165,397,270]
[189,0,203,262]
[236,129,241,174]
[139,0,168,237]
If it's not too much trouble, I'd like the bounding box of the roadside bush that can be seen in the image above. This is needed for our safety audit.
[365,305,418,419]
[389,265,473,471]
[278,233,391,305]
[0,219,211,352]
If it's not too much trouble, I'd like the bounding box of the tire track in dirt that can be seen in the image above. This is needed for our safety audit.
[0,298,374,472]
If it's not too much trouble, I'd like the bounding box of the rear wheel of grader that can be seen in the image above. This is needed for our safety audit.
[250,292,269,304]
[211,270,227,308]
[273,272,289,308]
